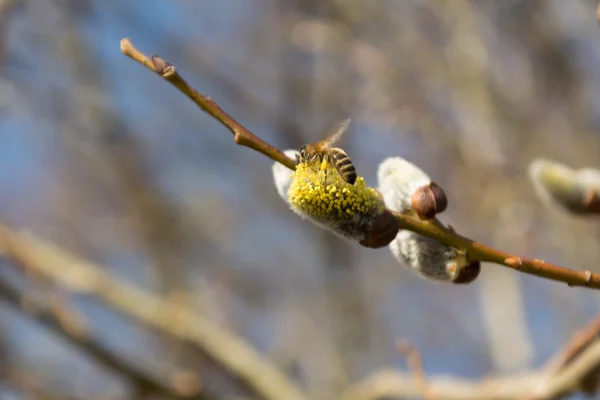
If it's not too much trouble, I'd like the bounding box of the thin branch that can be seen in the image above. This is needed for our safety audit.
[120,38,297,170]
[119,38,600,289]
[391,213,600,289]
[2,369,79,400]
[0,280,203,400]
[540,314,600,396]
[544,314,600,373]
[396,340,435,400]
[532,341,600,399]
[0,224,309,400]
[343,315,600,400]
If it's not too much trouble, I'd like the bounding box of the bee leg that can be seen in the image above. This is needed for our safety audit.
[320,154,329,171]
[299,148,305,161]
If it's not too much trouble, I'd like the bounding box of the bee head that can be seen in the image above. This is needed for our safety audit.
[298,145,310,163]
[298,144,323,164]
[299,145,307,157]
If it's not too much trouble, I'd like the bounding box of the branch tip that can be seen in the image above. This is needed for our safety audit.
[119,38,131,53]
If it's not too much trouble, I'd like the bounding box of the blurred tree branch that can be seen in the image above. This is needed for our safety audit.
[343,314,600,400]
[0,0,20,72]
[0,224,309,400]
[47,2,200,378]
[0,280,206,400]
[2,369,79,400]
[395,340,434,400]
[120,38,600,290]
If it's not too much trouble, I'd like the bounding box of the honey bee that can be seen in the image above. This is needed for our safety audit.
[297,118,357,185]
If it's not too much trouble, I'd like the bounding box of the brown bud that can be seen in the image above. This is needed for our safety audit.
[151,55,170,72]
[580,365,600,395]
[359,208,399,248]
[452,261,481,284]
[411,182,448,220]
[583,189,600,214]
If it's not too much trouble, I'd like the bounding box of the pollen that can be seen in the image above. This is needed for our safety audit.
[288,158,384,221]
[320,158,328,171]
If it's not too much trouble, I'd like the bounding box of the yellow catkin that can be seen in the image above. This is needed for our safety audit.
[288,159,383,220]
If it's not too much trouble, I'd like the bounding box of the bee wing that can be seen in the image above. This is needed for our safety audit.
[322,118,351,147]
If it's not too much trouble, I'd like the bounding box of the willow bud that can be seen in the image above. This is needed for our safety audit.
[573,168,600,214]
[378,157,447,220]
[272,149,300,204]
[452,260,481,284]
[390,231,479,283]
[529,159,600,215]
[282,149,394,246]
[359,208,399,249]
[411,182,448,220]
[379,157,477,283]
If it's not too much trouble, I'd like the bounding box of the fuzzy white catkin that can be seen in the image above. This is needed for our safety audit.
[576,167,600,191]
[378,156,466,282]
[527,158,600,214]
[272,149,299,205]
[390,230,468,282]
[377,156,431,215]
[528,158,576,207]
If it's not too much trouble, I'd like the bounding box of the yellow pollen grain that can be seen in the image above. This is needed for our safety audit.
[320,159,328,171]
[288,159,383,219]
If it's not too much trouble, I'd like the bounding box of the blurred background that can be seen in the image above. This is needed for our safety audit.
[2,0,600,399]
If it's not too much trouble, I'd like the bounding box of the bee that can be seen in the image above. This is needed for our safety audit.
[297,118,357,185]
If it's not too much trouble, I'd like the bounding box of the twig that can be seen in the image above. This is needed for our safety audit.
[119,37,600,289]
[2,369,79,400]
[391,213,600,289]
[544,314,600,373]
[0,280,203,400]
[396,340,435,400]
[120,38,297,170]
[343,316,600,400]
[532,341,600,399]
[0,224,309,400]
[539,314,600,396]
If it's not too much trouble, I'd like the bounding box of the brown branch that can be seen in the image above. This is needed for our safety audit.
[544,314,600,373]
[0,224,309,400]
[343,315,600,400]
[119,38,600,289]
[396,340,435,400]
[391,213,600,289]
[0,280,204,400]
[2,369,79,400]
[120,38,296,170]
[540,314,600,396]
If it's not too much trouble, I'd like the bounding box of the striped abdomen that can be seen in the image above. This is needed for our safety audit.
[330,148,357,185]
